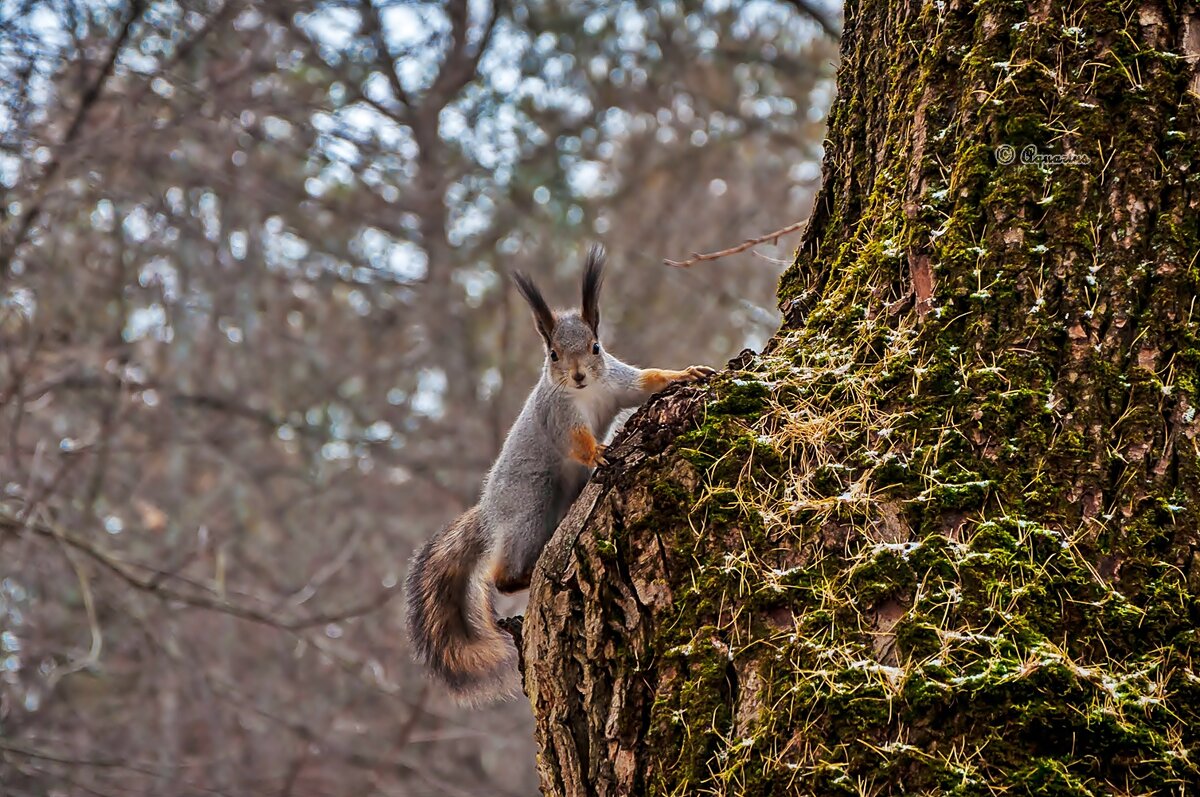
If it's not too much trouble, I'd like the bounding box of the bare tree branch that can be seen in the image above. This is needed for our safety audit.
[0,0,147,278]
[0,511,401,632]
[359,0,412,112]
[782,0,841,40]
[664,218,808,268]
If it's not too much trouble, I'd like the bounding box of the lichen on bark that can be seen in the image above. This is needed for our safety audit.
[526,1,1200,795]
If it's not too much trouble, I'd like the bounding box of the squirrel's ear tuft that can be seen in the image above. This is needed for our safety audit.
[581,245,605,335]
[512,271,556,349]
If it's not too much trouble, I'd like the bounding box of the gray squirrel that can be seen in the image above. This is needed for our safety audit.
[405,246,715,704]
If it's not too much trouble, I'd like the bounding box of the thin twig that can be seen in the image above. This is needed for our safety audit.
[664,219,808,269]
[45,509,104,689]
[0,0,147,278]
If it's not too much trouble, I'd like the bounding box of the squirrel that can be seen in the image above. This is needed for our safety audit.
[405,245,716,704]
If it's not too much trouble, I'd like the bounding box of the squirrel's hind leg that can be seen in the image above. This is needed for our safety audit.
[484,457,589,594]
[492,555,534,594]
[487,512,554,594]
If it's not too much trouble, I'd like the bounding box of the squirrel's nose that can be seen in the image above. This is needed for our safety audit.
[573,372,586,384]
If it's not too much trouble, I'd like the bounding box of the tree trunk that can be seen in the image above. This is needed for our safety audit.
[525,1,1200,795]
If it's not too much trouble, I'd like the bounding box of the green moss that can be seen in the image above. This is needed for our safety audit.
[708,379,771,417]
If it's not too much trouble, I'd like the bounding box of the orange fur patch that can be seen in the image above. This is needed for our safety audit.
[569,425,603,467]
[637,368,684,393]
[492,557,531,593]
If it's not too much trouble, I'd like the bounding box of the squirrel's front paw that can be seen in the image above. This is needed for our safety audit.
[681,365,717,381]
[579,443,608,468]
[570,426,608,468]
[590,443,609,468]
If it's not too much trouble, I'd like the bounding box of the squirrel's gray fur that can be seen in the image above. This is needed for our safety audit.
[405,246,714,704]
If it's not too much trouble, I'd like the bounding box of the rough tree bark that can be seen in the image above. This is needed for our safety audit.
[526,1,1200,795]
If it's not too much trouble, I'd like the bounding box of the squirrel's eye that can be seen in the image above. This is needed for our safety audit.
[549,350,559,362]
[592,342,600,354]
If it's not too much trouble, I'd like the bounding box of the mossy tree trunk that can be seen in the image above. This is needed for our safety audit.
[525,1,1200,795]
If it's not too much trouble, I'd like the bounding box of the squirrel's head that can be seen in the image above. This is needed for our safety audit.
[513,245,607,392]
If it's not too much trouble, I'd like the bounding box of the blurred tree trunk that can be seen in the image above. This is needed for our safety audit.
[525,1,1200,795]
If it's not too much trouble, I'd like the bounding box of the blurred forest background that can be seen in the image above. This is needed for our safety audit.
[0,0,836,794]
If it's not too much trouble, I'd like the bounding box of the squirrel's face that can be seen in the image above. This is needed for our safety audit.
[545,313,606,391]
[512,245,608,391]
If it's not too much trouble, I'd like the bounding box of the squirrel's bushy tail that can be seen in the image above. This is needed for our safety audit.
[405,506,520,704]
